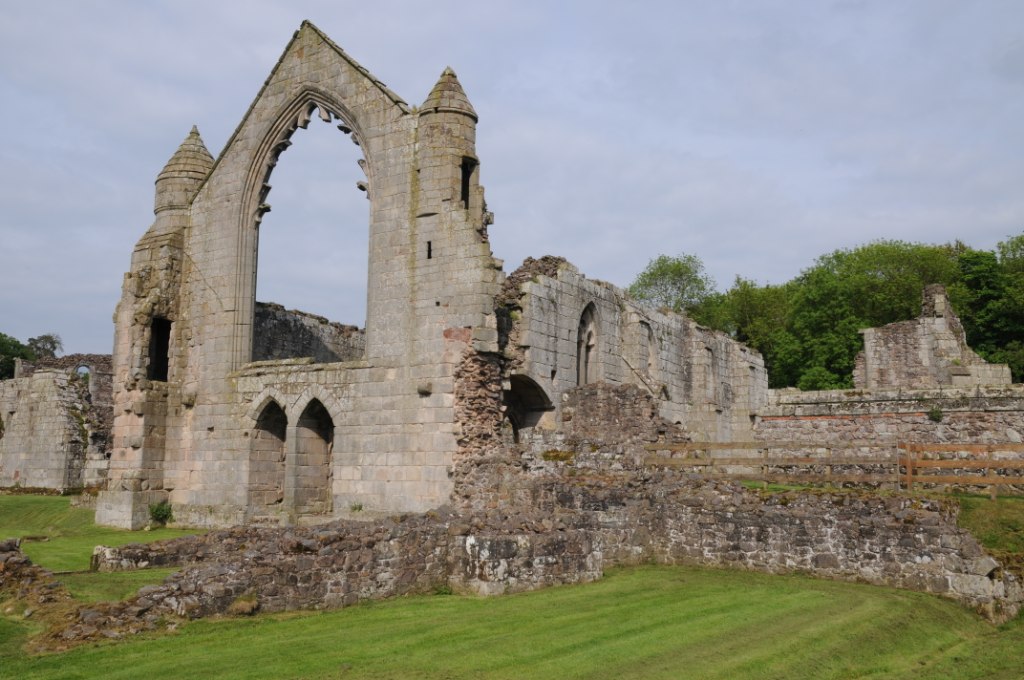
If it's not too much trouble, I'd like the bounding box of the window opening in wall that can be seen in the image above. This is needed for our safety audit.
[577,304,598,386]
[427,241,432,259]
[148,317,171,381]
[460,157,477,209]
[254,104,369,362]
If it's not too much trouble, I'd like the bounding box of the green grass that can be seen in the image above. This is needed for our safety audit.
[0,495,199,572]
[2,566,1022,679]
[956,494,1024,553]
[56,568,180,603]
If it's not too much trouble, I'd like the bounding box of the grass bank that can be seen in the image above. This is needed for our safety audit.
[2,565,1022,679]
[0,494,199,572]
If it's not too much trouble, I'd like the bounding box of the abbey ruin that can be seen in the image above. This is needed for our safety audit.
[3,22,1023,631]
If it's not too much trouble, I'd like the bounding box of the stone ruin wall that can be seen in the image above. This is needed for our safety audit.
[0,354,112,490]
[252,302,365,363]
[854,285,1012,390]
[754,286,1022,483]
[496,257,767,450]
[61,382,1020,649]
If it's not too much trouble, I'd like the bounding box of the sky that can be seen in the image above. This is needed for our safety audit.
[0,0,1022,354]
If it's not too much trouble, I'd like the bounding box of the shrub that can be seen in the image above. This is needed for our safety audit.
[148,500,174,526]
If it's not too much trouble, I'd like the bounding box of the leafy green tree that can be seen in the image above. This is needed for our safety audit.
[0,333,35,379]
[628,254,715,314]
[27,333,62,359]
[632,237,1023,389]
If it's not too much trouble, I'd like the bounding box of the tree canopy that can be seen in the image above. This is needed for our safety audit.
[0,333,35,379]
[627,254,715,314]
[631,236,1024,389]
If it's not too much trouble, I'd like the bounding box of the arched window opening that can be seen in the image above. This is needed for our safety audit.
[0,412,5,442]
[250,401,287,511]
[253,103,368,364]
[293,399,334,516]
[577,304,598,386]
[503,374,554,444]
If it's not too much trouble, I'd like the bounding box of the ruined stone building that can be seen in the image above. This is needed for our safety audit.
[3,22,1024,633]
[854,284,1011,390]
[0,354,112,490]
[1,21,1018,536]
[91,22,767,529]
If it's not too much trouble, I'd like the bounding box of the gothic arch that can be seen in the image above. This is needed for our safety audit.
[234,88,377,365]
[577,303,599,385]
[245,388,293,425]
[249,399,287,512]
[291,398,335,516]
[290,385,345,428]
[503,374,553,443]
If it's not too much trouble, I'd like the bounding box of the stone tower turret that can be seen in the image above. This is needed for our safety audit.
[417,67,480,216]
[153,126,214,224]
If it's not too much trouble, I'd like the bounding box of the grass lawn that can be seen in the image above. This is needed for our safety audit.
[0,494,199,572]
[956,494,1024,553]
[1,565,1022,680]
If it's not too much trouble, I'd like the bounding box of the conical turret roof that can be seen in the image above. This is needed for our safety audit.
[157,125,214,183]
[420,67,477,121]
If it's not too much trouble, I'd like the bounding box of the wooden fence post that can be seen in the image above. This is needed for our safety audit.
[905,448,914,493]
[762,447,768,489]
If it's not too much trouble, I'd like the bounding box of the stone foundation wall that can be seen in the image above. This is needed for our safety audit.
[755,386,1024,488]
[87,480,1022,627]
[89,509,600,619]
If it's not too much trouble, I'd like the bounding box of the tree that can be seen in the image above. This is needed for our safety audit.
[27,333,62,359]
[627,254,715,314]
[0,333,35,379]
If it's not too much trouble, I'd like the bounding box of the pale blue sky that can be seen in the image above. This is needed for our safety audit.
[1,0,1021,353]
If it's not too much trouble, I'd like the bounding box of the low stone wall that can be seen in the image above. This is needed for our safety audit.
[551,477,1021,621]
[90,509,600,620]
[754,385,1024,489]
[87,479,1024,627]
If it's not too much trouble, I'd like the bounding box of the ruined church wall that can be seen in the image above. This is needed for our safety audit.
[100,24,504,528]
[0,372,86,490]
[0,354,113,491]
[854,285,1011,390]
[509,263,766,444]
[252,302,364,364]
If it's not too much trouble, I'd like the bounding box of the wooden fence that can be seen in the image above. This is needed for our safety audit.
[643,441,1024,499]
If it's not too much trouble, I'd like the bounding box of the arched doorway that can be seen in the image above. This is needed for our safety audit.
[249,400,287,512]
[292,399,334,516]
[503,374,554,444]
